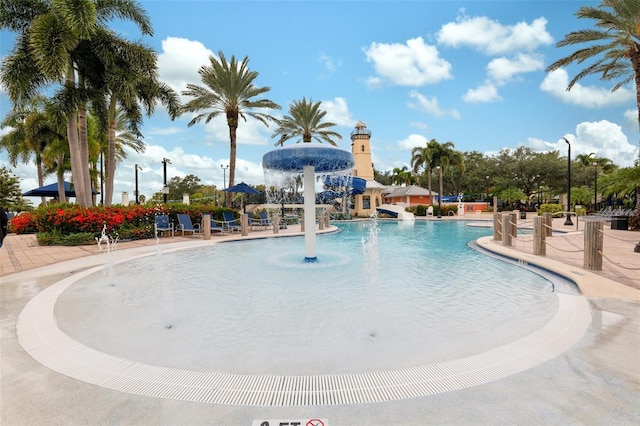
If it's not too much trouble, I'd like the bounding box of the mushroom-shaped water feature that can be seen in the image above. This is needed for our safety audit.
[263,144,355,262]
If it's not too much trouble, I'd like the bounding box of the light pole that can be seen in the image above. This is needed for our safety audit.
[135,164,142,204]
[536,175,541,208]
[563,138,573,225]
[99,149,105,205]
[594,162,598,211]
[162,158,171,203]
[221,164,228,206]
[485,175,490,202]
[437,165,443,218]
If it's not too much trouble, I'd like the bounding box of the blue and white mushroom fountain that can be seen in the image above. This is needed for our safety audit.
[262,144,355,262]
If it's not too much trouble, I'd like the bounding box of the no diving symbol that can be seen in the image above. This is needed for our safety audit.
[254,418,327,426]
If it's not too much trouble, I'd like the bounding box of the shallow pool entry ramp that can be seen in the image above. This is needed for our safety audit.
[17,265,590,406]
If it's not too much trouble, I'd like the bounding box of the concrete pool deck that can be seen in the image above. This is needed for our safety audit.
[1,216,639,425]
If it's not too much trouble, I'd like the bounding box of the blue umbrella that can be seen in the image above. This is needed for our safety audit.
[22,181,97,198]
[223,182,261,195]
[223,182,261,212]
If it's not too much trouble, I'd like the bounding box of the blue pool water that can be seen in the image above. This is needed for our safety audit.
[56,220,571,375]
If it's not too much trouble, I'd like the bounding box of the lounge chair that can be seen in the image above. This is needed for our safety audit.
[249,211,272,230]
[154,214,174,237]
[201,213,226,234]
[222,211,242,233]
[259,211,273,227]
[176,213,203,237]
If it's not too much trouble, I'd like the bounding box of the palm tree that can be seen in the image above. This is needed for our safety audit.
[599,166,640,250]
[411,139,437,202]
[271,97,342,146]
[94,35,180,206]
[0,0,153,207]
[391,166,415,186]
[546,0,640,131]
[0,96,66,204]
[42,138,71,204]
[182,51,281,206]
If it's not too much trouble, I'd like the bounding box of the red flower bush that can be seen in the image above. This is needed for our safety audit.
[10,203,235,243]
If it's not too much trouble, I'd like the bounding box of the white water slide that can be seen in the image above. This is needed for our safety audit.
[376,204,416,221]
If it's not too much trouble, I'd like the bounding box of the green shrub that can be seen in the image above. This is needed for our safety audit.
[539,203,563,215]
[433,205,458,216]
[415,205,427,216]
[37,231,96,246]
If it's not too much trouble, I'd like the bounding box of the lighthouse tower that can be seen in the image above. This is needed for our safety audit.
[351,121,374,180]
[350,122,383,216]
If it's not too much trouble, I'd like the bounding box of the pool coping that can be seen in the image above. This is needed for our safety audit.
[16,237,591,406]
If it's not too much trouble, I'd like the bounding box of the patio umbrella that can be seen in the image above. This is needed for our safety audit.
[22,181,96,198]
[223,182,261,212]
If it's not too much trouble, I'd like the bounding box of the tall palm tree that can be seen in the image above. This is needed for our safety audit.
[411,139,437,201]
[546,0,640,131]
[182,51,281,206]
[0,0,153,207]
[94,34,180,206]
[271,97,342,146]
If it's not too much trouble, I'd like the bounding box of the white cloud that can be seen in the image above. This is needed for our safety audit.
[487,53,544,84]
[157,37,215,101]
[364,75,383,89]
[437,15,552,55]
[540,69,634,108]
[321,97,355,127]
[146,126,184,136]
[397,134,428,151]
[408,90,460,119]
[521,120,637,167]
[464,53,543,104]
[197,116,273,147]
[318,53,341,73]
[410,121,429,131]
[623,109,637,129]
[463,82,501,103]
[363,37,452,86]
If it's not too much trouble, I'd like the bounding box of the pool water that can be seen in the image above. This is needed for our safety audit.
[56,220,563,375]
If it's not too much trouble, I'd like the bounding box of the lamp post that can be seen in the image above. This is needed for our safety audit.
[485,175,489,200]
[563,138,573,225]
[280,188,287,229]
[135,164,142,204]
[536,175,541,208]
[221,164,228,206]
[99,149,105,205]
[162,158,171,203]
[437,165,443,218]
[594,162,598,211]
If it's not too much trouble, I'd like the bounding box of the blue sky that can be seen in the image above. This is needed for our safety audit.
[1,0,638,201]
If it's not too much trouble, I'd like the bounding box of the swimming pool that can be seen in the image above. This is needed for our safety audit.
[54,220,574,376]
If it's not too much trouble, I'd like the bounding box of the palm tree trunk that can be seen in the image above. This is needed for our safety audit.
[35,153,46,206]
[64,63,87,207]
[427,165,433,205]
[633,48,640,133]
[227,111,238,208]
[56,153,67,204]
[77,74,92,206]
[105,98,118,207]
